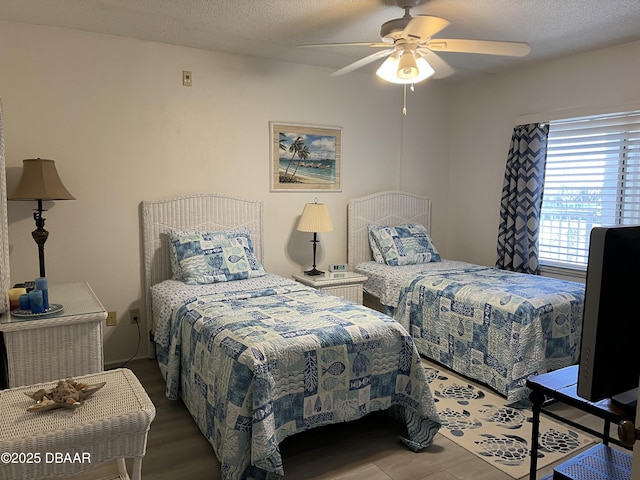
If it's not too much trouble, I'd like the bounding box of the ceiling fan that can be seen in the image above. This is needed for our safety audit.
[298,0,530,84]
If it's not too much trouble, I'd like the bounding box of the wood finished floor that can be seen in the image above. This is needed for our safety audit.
[67,358,621,480]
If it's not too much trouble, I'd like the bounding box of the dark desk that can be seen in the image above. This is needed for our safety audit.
[526,365,635,480]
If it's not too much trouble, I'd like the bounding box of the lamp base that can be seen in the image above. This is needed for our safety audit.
[32,201,48,278]
[304,268,325,276]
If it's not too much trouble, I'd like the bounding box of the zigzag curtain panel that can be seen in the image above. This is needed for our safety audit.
[496,123,549,274]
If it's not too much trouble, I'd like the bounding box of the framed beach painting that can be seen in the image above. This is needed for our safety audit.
[270,122,342,192]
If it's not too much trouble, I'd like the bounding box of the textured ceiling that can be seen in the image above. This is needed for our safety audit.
[1,0,640,81]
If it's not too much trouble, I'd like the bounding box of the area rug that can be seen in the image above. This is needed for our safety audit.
[422,360,595,479]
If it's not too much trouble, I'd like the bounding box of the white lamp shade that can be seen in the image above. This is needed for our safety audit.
[376,53,435,84]
[397,52,418,79]
[297,202,333,233]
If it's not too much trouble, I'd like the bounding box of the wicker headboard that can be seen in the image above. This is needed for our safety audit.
[347,191,432,267]
[141,192,264,356]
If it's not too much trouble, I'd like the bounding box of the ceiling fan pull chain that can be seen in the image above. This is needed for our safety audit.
[403,84,407,115]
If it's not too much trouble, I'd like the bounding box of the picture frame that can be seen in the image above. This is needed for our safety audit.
[270,122,342,192]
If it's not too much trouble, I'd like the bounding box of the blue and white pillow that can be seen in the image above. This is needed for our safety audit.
[169,228,266,284]
[368,229,386,264]
[368,223,441,266]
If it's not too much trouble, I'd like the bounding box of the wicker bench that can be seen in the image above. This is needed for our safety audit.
[0,368,155,480]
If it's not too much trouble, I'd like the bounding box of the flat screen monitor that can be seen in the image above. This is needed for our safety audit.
[577,225,640,410]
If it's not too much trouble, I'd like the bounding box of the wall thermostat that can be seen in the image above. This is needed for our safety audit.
[328,263,348,272]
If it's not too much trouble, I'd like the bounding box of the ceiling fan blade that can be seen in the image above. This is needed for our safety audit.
[418,50,455,79]
[426,39,530,57]
[330,49,395,76]
[298,42,390,48]
[403,15,450,42]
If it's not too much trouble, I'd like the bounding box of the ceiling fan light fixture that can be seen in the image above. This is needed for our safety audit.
[414,55,435,79]
[397,51,418,79]
[376,53,434,84]
[376,53,400,82]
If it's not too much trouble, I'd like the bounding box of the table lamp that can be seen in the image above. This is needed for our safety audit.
[9,158,75,278]
[296,199,333,276]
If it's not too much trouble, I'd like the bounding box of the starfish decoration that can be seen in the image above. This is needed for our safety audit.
[25,378,106,412]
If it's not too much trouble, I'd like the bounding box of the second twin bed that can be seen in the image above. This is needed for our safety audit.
[348,191,585,405]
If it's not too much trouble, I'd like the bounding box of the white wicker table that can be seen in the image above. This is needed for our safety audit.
[0,282,107,388]
[0,368,155,480]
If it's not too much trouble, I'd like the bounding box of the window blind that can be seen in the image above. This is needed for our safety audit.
[539,110,640,269]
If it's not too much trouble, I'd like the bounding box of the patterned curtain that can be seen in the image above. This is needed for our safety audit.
[496,123,549,274]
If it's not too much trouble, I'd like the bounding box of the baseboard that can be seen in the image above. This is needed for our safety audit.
[104,355,150,369]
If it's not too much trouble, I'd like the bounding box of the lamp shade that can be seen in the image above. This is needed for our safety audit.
[397,52,419,79]
[10,158,75,201]
[297,202,333,233]
[376,53,435,84]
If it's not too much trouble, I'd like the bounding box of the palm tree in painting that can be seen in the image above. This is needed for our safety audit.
[278,133,288,153]
[290,145,310,181]
[283,136,305,179]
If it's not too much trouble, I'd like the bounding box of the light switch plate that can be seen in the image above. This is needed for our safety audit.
[182,70,192,87]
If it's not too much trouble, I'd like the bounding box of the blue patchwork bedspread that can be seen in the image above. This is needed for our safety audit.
[394,266,585,405]
[155,283,440,479]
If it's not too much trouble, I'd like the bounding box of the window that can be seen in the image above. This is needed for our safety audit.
[539,110,640,270]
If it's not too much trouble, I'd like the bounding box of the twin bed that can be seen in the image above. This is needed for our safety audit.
[141,193,441,480]
[347,191,585,405]
[142,191,585,478]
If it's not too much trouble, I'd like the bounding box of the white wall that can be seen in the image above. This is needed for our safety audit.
[400,83,452,251]
[0,21,450,363]
[443,40,640,267]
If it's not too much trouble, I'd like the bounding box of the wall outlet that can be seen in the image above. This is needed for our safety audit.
[106,311,117,326]
[130,308,140,324]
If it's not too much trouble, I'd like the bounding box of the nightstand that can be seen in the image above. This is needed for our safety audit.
[292,271,368,304]
[0,281,107,387]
